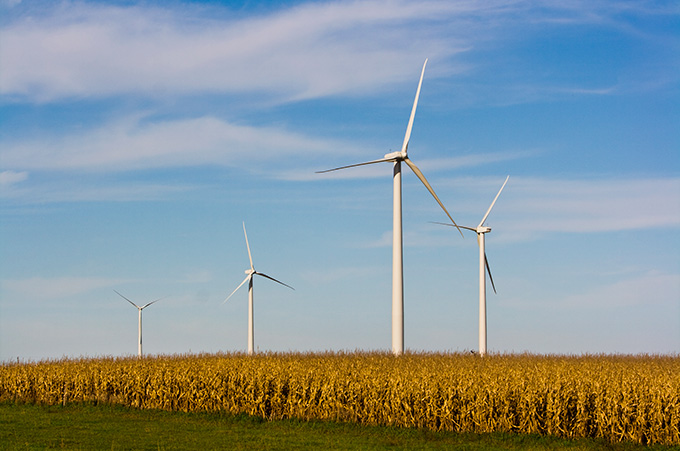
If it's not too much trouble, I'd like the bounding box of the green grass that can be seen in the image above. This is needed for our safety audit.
[1,402,675,451]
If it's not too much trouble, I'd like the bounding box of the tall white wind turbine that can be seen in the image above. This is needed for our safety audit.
[434,176,509,356]
[223,222,294,355]
[317,59,462,356]
[114,290,163,358]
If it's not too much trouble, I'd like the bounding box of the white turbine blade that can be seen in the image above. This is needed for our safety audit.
[429,221,477,232]
[316,157,394,174]
[478,175,509,228]
[404,157,464,237]
[485,253,497,294]
[243,222,254,270]
[401,59,427,154]
[114,290,140,309]
[141,297,165,310]
[223,275,251,304]
[255,272,295,291]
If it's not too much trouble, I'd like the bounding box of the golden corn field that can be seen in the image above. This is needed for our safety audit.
[1,352,678,445]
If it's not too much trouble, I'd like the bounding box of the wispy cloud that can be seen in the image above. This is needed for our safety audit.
[0,0,470,102]
[397,176,680,241]
[470,176,680,237]
[2,0,674,103]
[0,170,28,186]
[0,113,339,172]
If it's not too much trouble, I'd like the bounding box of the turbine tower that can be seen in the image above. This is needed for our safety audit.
[434,176,509,356]
[224,222,294,355]
[114,290,163,358]
[317,60,462,356]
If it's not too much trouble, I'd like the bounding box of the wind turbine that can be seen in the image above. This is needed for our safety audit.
[223,222,294,355]
[114,290,163,358]
[433,176,509,356]
[317,59,462,356]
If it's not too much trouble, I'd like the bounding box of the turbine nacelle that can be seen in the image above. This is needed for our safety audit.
[245,268,255,275]
[477,226,491,234]
[384,150,406,160]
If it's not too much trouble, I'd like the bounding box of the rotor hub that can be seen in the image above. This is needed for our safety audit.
[383,150,405,160]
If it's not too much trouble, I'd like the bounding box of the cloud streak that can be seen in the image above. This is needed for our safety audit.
[2,0,674,103]
[0,170,27,186]
[414,176,680,242]
[0,0,469,102]
[478,176,680,236]
[0,113,339,172]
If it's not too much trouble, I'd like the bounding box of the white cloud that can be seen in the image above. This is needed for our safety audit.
[0,0,473,102]
[457,176,680,242]
[3,0,671,103]
[430,176,680,239]
[0,113,339,171]
[499,177,680,234]
[0,170,28,186]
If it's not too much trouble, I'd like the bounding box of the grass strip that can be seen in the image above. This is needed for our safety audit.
[1,402,676,451]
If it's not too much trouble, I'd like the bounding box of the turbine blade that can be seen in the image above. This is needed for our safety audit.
[141,297,165,310]
[223,275,251,304]
[478,175,509,228]
[316,157,394,174]
[401,59,427,154]
[114,290,140,309]
[243,222,254,270]
[255,272,295,291]
[404,157,463,237]
[485,253,497,294]
[429,221,476,232]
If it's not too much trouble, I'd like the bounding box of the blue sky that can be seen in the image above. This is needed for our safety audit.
[1,0,678,361]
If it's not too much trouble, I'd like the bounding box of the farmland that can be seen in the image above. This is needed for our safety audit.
[1,352,678,446]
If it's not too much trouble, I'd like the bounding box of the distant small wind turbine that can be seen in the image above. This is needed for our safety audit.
[433,176,509,356]
[114,290,164,358]
[224,222,294,355]
[317,59,462,356]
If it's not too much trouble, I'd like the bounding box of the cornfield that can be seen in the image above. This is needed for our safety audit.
[1,352,678,445]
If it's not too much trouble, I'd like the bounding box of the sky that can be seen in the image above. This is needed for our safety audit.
[0,0,678,361]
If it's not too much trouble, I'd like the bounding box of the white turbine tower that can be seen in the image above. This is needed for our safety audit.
[114,290,163,358]
[224,222,294,355]
[434,176,509,356]
[317,59,462,356]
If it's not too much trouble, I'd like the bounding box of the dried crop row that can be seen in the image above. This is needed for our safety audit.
[1,352,678,445]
